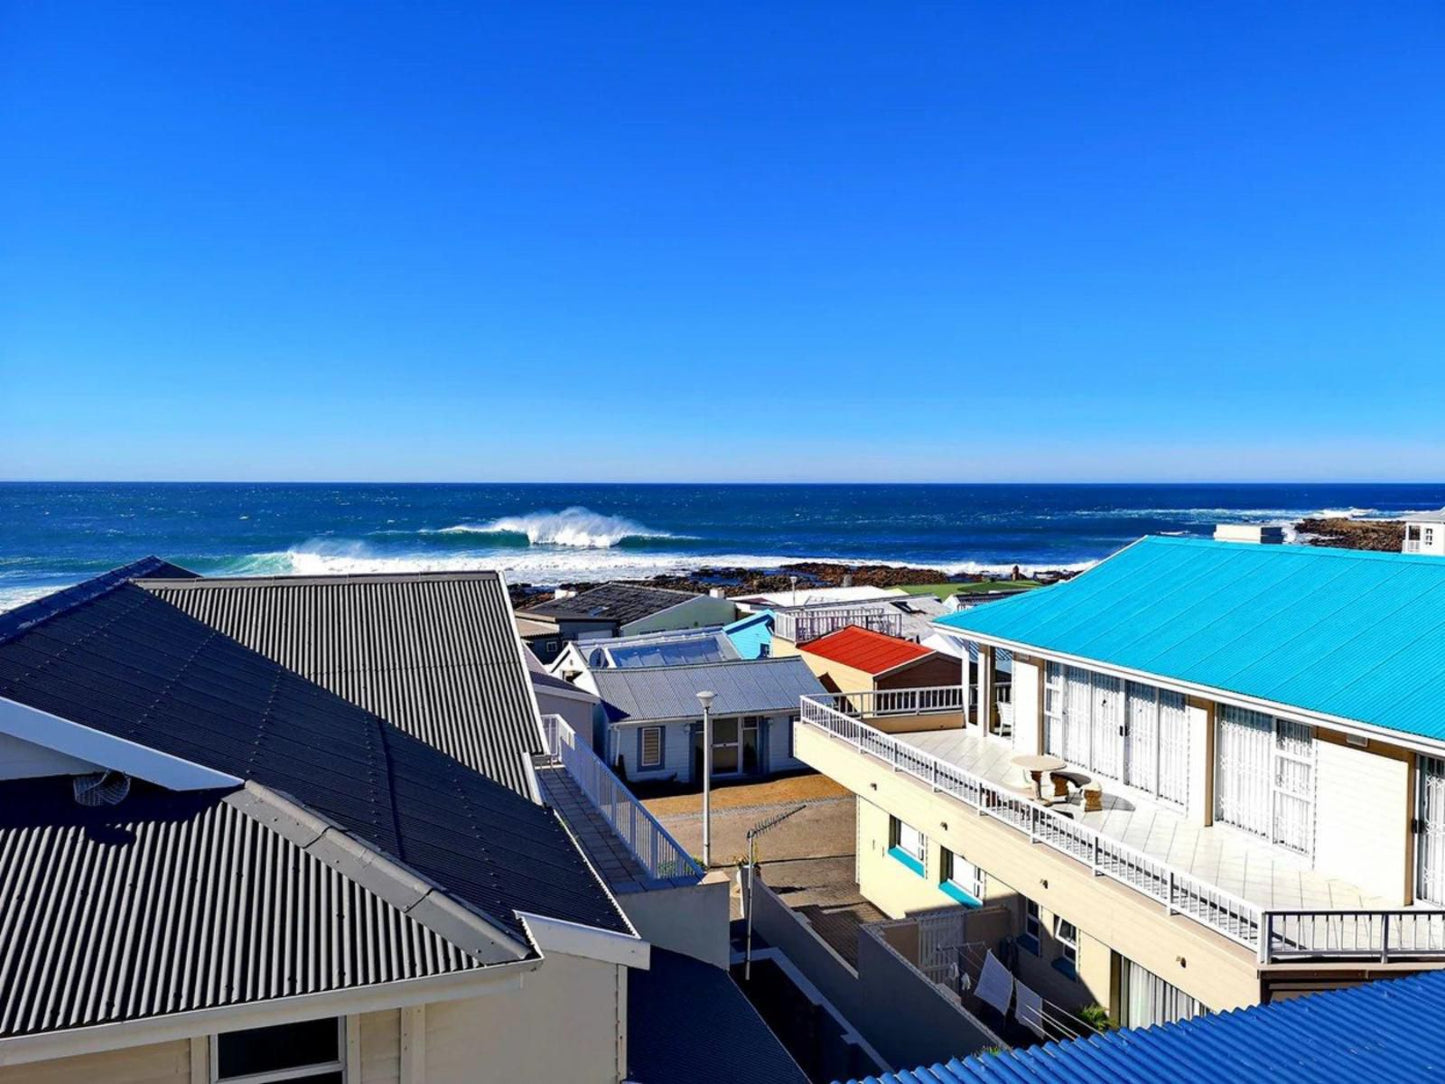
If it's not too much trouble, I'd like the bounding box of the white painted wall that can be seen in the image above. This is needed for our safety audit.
[1187,700,1211,824]
[1313,738,1410,904]
[1011,658,1042,757]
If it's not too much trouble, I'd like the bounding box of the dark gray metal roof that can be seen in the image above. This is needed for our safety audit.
[628,948,807,1084]
[591,657,826,724]
[0,777,490,1038]
[141,571,541,796]
[0,573,630,947]
[523,583,700,625]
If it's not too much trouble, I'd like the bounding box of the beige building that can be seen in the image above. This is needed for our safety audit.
[795,536,1445,1033]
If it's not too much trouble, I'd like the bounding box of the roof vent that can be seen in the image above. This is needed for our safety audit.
[1213,524,1285,545]
[73,771,131,807]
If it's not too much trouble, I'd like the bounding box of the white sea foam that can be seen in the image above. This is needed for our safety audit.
[433,507,676,548]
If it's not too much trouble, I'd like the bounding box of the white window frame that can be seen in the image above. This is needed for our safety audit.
[211,1019,346,1084]
[1022,898,1041,953]
[1054,916,1078,968]
[1215,704,1316,856]
[889,816,927,868]
[639,726,663,769]
[942,849,984,903]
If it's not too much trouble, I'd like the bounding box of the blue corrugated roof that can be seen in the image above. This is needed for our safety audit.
[841,971,1445,1083]
[935,536,1445,741]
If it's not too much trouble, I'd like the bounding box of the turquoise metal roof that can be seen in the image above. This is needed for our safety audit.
[936,536,1445,741]
[839,971,1445,1083]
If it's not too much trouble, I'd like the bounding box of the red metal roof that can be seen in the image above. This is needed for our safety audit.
[800,625,934,675]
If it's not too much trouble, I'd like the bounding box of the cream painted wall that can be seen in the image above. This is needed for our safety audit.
[856,797,961,919]
[358,1009,402,1083]
[424,954,624,1084]
[800,725,1265,1013]
[1314,737,1412,904]
[0,1040,191,1084]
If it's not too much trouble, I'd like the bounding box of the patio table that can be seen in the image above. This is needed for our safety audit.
[1011,753,1067,801]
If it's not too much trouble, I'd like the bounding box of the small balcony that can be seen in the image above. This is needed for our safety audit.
[799,691,1445,964]
[773,606,904,644]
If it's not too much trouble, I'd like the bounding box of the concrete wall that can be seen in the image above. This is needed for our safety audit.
[747,873,999,1070]
[1313,733,1413,904]
[798,724,1266,1015]
[620,873,732,969]
[622,596,737,636]
[424,954,624,1084]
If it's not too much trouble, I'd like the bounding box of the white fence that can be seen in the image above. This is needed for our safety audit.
[540,715,703,887]
[799,695,1445,964]
[774,606,904,644]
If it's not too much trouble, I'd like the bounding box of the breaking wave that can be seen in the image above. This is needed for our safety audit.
[432,507,678,549]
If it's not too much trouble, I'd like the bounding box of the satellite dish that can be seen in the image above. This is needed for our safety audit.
[73,771,132,807]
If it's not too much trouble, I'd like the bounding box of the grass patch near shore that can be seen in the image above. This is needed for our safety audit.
[898,580,1042,600]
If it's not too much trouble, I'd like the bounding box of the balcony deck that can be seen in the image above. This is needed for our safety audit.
[902,727,1390,914]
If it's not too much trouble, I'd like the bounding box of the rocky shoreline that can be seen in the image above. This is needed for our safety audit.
[1296,517,1406,552]
[509,560,1076,607]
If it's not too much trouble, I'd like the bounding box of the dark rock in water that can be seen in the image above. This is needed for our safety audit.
[1296,518,1405,553]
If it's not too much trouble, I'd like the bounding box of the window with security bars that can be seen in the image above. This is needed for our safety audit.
[213,1019,344,1084]
[1043,662,1189,807]
[1215,704,1315,856]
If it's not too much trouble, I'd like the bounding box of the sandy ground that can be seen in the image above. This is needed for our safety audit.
[642,772,850,817]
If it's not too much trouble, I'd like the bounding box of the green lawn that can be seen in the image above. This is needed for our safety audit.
[897,580,1042,600]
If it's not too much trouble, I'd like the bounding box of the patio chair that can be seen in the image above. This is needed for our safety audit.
[1082,781,1104,813]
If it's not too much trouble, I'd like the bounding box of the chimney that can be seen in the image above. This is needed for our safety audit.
[553,587,578,600]
[709,587,727,599]
[1213,524,1285,545]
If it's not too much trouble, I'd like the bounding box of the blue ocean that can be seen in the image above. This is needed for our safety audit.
[3,482,1444,611]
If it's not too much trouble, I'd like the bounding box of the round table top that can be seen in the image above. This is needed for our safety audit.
[1011,753,1067,772]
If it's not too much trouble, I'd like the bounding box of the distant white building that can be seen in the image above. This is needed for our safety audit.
[1403,514,1445,556]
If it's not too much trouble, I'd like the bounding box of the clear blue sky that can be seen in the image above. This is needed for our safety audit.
[3,2,1442,482]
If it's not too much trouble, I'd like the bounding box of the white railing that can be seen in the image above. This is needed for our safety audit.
[808,685,966,719]
[799,695,1445,964]
[540,715,704,887]
[774,605,904,644]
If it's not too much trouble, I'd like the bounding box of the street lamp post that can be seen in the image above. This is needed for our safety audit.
[696,689,716,868]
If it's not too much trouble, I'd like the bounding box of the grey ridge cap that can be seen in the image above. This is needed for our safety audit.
[136,569,511,588]
[230,781,531,966]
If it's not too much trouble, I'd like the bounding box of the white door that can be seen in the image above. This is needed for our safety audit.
[1124,682,1158,794]
[1419,757,1445,905]
[1272,720,1316,854]
[1156,690,1190,806]
[1090,674,1122,780]
[1216,706,1273,837]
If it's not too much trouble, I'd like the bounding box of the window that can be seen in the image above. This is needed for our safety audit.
[1427,528,1436,546]
[888,816,926,876]
[639,726,663,769]
[1020,899,1041,954]
[1120,959,1205,1028]
[1053,916,1078,977]
[1215,705,1316,856]
[213,1019,344,1083]
[940,849,984,906]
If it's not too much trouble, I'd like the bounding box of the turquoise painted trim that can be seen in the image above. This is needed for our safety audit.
[888,847,926,877]
[939,881,981,907]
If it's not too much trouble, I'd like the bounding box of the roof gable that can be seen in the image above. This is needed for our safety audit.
[937,537,1445,740]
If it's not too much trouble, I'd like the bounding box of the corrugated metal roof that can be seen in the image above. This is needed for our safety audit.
[0,777,486,1038]
[841,971,1445,1083]
[801,626,935,675]
[628,949,808,1084]
[142,572,541,796]
[0,574,630,944]
[523,583,701,624]
[591,657,826,724]
[936,536,1445,741]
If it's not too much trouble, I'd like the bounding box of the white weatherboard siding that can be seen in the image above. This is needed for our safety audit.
[615,720,693,783]
[1314,738,1410,904]
[768,712,802,773]
[0,1040,191,1084]
[359,1009,402,1084]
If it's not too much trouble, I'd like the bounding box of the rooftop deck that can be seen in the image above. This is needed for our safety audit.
[902,727,1386,914]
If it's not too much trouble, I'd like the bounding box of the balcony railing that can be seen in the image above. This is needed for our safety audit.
[774,605,904,644]
[798,694,1445,965]
[540,715,704,887]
